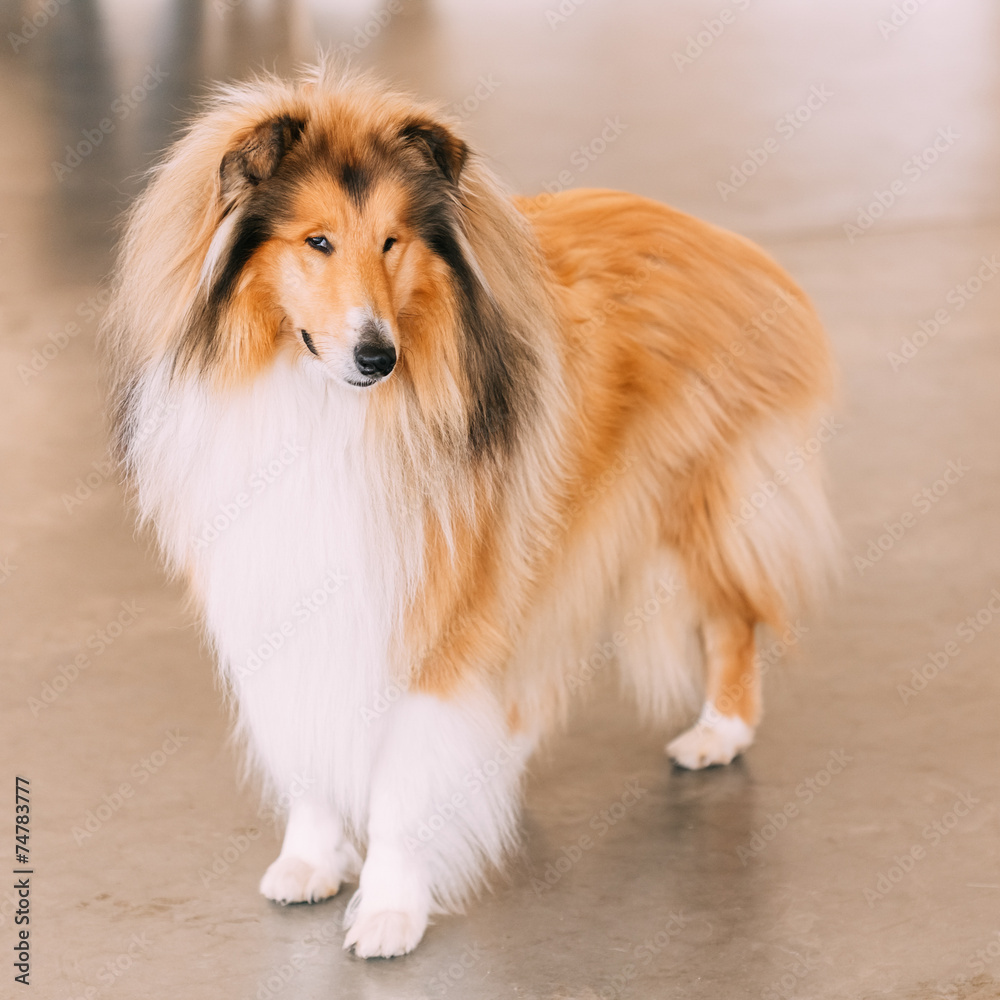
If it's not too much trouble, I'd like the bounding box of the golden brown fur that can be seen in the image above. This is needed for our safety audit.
[510,188,834,727]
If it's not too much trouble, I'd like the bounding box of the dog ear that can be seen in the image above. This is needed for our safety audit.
[399,118,468,186]
[220,114,306,199]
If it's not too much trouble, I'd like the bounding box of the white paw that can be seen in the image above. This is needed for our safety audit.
[343,905,428,958]
[667,704,755,769]
[259,855,350,904]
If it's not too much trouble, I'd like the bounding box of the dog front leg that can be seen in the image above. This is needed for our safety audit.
[344,684,527,958]
[260,796,360,904]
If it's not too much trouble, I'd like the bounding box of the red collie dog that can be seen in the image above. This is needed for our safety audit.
[103,64,836,957]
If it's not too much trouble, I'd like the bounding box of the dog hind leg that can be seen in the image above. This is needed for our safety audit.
[666,613,759,768]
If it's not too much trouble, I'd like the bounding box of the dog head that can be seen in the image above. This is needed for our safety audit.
[122,71,545,461]
[188,88,469,392]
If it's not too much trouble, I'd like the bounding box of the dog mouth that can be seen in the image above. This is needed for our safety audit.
[300,328,392,389]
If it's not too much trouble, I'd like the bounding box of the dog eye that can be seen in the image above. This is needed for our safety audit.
[305,235,332,254]
[382,237,397,253]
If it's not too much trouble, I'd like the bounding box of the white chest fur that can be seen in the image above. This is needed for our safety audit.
[130,354,404,827]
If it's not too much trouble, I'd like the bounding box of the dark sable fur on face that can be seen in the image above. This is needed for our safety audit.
[176,115,308,371]
[220,115,306,193]
[177,206,275,372]
[181,107,539,460]
[395,120,539,460]
[339,161,372,209]
[407,186,536,459]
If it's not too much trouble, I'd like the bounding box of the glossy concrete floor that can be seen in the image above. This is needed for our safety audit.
[2,1,999,998]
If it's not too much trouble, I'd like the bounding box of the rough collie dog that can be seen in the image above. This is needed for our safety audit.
[102,64,836,958]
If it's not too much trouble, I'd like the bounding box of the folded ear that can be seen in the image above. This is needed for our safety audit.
[220,114,306,200]
[399,117,468,186]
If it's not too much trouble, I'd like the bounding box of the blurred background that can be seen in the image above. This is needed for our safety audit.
[1,1,999,998]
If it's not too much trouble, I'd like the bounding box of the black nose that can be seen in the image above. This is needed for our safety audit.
[353,340,396,380]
